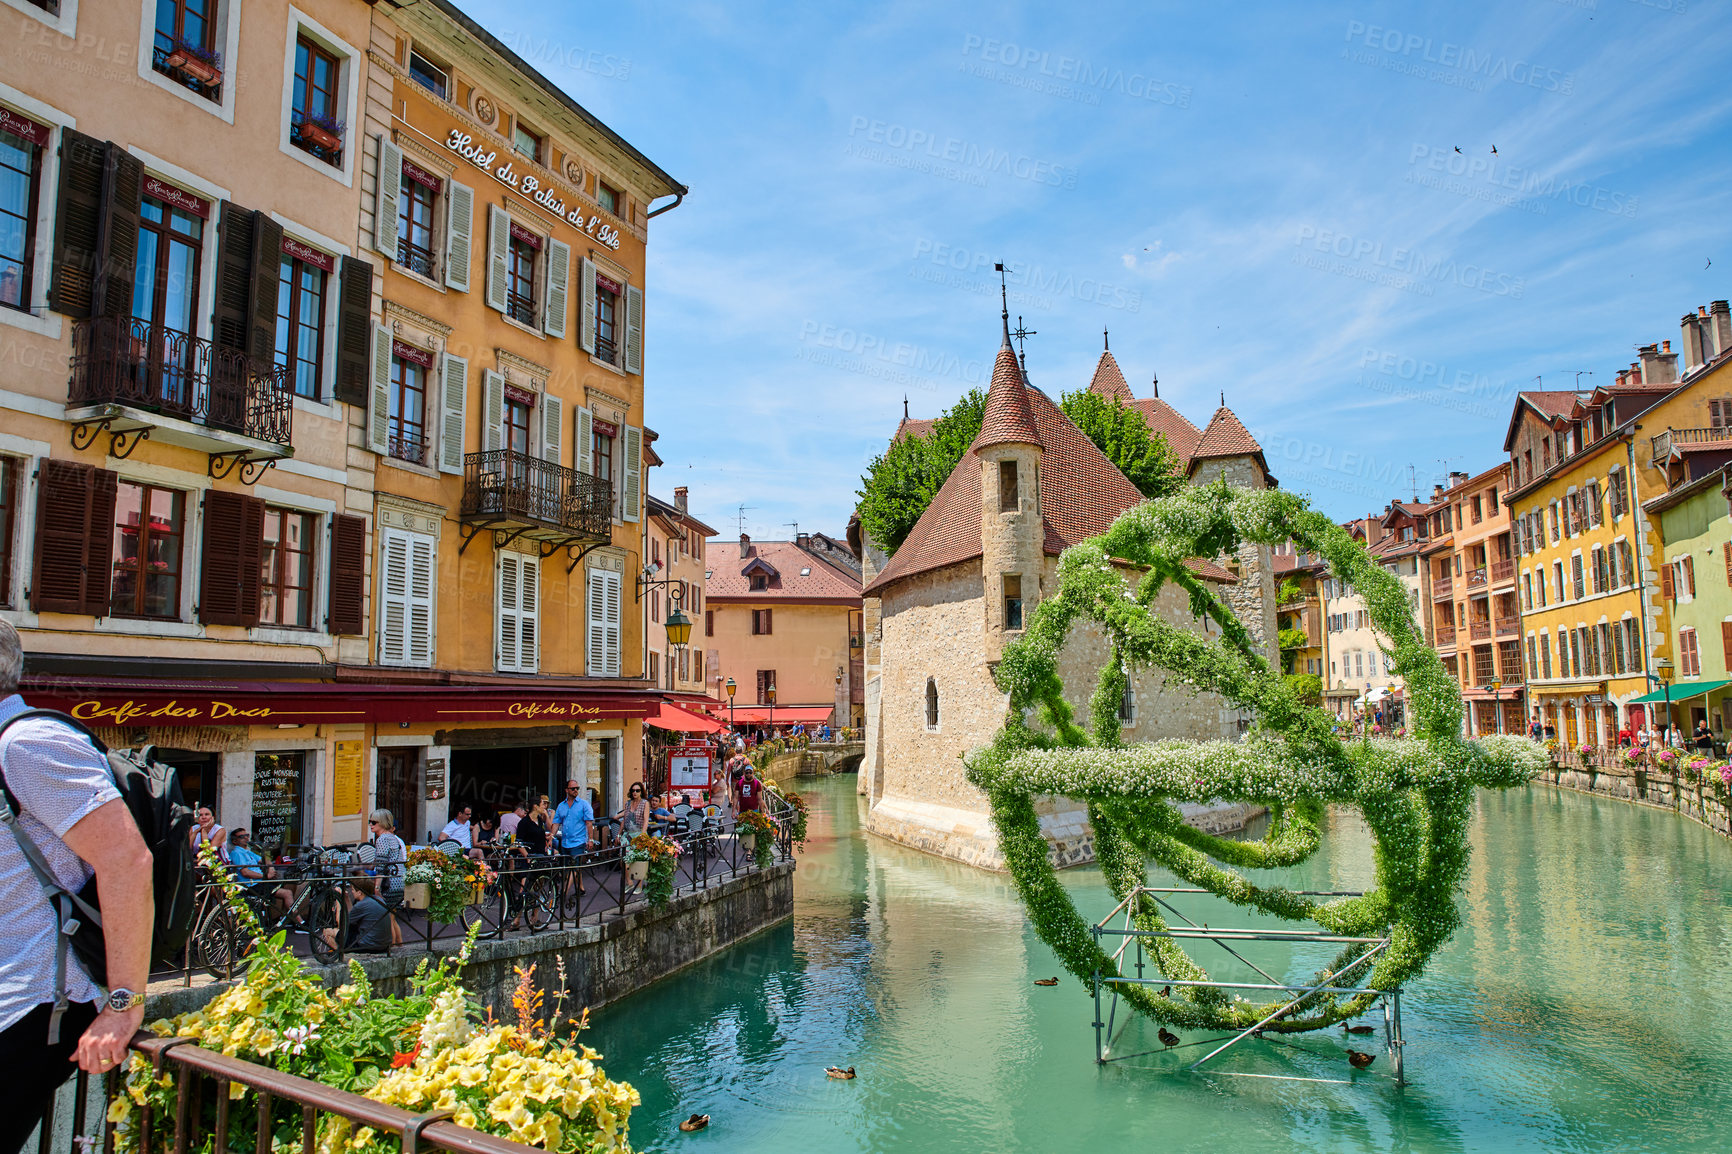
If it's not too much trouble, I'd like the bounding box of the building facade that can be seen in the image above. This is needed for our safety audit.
[645,488,715,697]
[1321,509,1426,727]
[1644,466,1732,737]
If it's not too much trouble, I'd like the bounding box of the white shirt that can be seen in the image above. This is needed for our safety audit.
[439,818,472,848]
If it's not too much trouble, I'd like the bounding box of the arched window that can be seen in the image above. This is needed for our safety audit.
[925,678,939,729]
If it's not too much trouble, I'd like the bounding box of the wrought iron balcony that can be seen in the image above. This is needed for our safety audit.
[459,449,613,554]
[1491,559,1515,584]
[67,317,292,478]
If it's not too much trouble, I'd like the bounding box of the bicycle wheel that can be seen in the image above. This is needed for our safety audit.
[459,883,505,939]
[196,904,240,981]
[523,875,558,931]
[305,885,346,965]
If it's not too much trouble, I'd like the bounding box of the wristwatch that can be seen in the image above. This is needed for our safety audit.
[106,988,144,1013]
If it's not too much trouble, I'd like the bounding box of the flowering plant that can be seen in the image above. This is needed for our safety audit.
[406,847,485,923]
[624,835,681,905]
[1685,757,1712,783]
[109,862,638,1152]
[1719,764,1732,792]
[1624,747,1645,765]
[1655,748,1680,766]
[737,810,778,869]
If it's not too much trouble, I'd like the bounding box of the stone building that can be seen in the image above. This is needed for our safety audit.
[857,327,1276,870]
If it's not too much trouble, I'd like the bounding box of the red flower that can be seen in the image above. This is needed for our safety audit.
[390,1045,421,1068]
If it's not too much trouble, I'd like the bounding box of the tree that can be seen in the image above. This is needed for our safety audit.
[1058,390,1185,500]
[1282,672,1322,705]
[856,389,986,555]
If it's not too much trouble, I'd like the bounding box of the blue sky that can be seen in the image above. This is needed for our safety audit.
[464,0,1731,540]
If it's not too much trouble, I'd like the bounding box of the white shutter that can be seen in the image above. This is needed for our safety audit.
[482,370,505,453]
[579,257,596,353]
[541,393,563,465]
[485,204,510,312]
[543,239,571,338]
[438,353,468,474]
[406,534,436,667]
[586,569,605,675]
[574,406,593,474]
[373,136,402,258]
[367,322,391,455]
[602,569,621,676]
[444,181,474,291]
[497,553,521,671]
[377,530,409,665]
[621,424,642,523]
[520,556,539,672]
[624,283,643,375]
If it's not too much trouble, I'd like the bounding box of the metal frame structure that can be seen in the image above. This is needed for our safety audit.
[1090,887,1406,1086]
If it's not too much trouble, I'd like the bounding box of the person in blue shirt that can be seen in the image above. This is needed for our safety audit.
[553,780,595,902]
[225,828,273,891]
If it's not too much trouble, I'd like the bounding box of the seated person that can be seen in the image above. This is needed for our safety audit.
[225,827,273,887]
[318,876,401,955]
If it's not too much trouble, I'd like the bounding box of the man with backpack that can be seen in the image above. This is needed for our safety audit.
[0,621,156,1154]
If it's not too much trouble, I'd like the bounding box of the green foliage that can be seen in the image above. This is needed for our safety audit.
[965,484,1544,1034]
[1058,389,1185,500]
[1283,672,1323,705]
[1277,577,1303,605]
[856,389,986,554]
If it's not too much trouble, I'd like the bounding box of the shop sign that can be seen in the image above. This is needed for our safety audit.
[281,236,335,272]
[332,741,365,817]
[142,175,211,218]
[62,697,367,727]
[31,686,651,727]
[444,129,622,250]
[425,757,447,802]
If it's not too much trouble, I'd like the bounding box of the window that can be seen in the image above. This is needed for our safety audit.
[388,349,428,464]
[752,608,773,635]
[1608,469,1628,517]
[705,609,713,636]
[503,395,530,456]
[1598,624,1614,676]
[1681,628,1701,679]
[1590,548,1607,595]
[1118,674,1135,725]
[111,481,186,619]
[593,274,619,362]
[925,678,939,729]
[1526,636,1538,681]
[1613,621,1628,674]
[597,181,619,216]
[1684,555,1696,597]
[1540,635,1553,679]
[290,37,344,166]
[1472,495,1483,524]
[153,0,222,101]
[408,50,447,99]
[1571,555,1584,600]
[275,253,327,399]
[396,167,437,276]
[0,457,16,607]
[496,551,540,673]
[1522,573,1532,611]
[585,568,622,676]
[0,113,45,314]
[512,121,542,163]
[748,574,767,592]
[378,527,435,667]
[1585,480,1602,527]
[648,651,659,684]
[999,459,1019,511]
[1003,574,1023,630]
[1623,619,1643,672]
[755,669,776,705]
[133,195,205,408]
[1616,541,1635,588]
[1549,504,1560,543]
[506,226,538,325]
[1554,561,1566,602]
[259,507,316,629]
[592,426,613,484]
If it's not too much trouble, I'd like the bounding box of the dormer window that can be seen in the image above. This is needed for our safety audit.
[408,50,448,100]
[999,460,1019,512]
[749,575,767,592]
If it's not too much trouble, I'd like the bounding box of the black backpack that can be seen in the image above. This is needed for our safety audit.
[0,710,197,1039]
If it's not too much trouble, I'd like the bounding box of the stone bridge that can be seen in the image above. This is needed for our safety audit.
[764,741,865,781]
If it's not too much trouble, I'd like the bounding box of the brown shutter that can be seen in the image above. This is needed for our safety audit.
[1724,542,1731,587]
[31,459,117,615]
[765,606,772,635]
[212,202,255,353]
[327,513,366,634]
[96,146,143,324]
[250,213,285,365]
[48,130,105,319]
[332,256,374,406]
[1661,563,1675,601]
[198,489,265,626]
[1684,555,1696,597]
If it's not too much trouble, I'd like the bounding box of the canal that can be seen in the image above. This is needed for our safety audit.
[588,775,1732,1152]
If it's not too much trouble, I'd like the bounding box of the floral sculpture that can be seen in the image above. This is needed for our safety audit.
[966,485,1547,1033]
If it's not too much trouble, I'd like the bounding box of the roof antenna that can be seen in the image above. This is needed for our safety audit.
[1220,390,1225,407]
[1151,371,1159,398]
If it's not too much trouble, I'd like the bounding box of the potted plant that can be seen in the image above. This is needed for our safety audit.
[1577,742,1597,767]
[625,834,681,906]
[295,112,345,152]
[404,847,483,923]
[401,880,431,910]
[1625,746,1648,794]
[739,810,777,869]
[163,40,222,86]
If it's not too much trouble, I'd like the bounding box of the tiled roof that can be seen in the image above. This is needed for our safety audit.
[892,416,937,444]
[1087,351,1135,403]
[1191,406,1264,460]
[973,340,1042,450]
[706,540,862,602]
[1135,398,1203,463]
[1518,391,1583,421]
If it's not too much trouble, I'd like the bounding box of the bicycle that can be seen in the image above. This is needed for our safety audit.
[192,845,354,974]
[459,849,561,937]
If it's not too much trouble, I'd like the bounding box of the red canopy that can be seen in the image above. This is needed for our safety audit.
[645,702,726,733]
[726,706,834,724]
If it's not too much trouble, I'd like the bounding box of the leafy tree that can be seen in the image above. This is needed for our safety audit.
[1057,390,1185,500]
[856,389,986,555]
[1282,672,1323,705]
[1277,578,1304,605]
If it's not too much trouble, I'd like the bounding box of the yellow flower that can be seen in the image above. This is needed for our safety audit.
[523,1070,560,1103]
[487,1093,528,1124]
[433,1088,458,1111]
[456,1065,487,1087]
[453,1106,479,1130]
[348,1126,377,1149]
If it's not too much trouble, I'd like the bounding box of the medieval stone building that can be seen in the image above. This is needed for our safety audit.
[856,327,1277,870]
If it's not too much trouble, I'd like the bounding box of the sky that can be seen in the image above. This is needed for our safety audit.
[462,0,1732,542]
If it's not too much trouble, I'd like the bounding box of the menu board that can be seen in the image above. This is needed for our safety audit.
[333,741,365,817]
[251,753,304,852]
[669,748,712,789]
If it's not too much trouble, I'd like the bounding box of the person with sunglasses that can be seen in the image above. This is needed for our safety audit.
[369,810,406,907]
[553,782,594,904]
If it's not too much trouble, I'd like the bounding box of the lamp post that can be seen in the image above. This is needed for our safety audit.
[725,677,736,732]
[766,682,777,737]
[1650,657,1675,745]
[1487,678,1503,736]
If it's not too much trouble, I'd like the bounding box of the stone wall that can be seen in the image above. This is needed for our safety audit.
[146,863,796,1021]
[1542,760,1732,838]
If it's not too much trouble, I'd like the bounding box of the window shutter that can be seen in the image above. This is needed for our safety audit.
[484,204,509,312]
[444,180,473,291]
[198,489,265,626]
[603,568,620,676]
[620,424,641,523]
[586,569,604,674]
[497,552,521,671]
[764,607,772,635]
[542,238,570,338]
[367,321,391,454]
[378,529,409,664]
[1661,563,1675,601]
[333,256,375,406]
[95,147,142,324]
[1685,555,1696,596]
[373,135,402,257]
[624,283,643,374]
[30,459,116,615]
[48,129,105,318]
[328,513,365,635]
[1713,400,1724,429]
[1722,621,1732,665]
[407,533,436,666]
[212,202,255,353]
[579,257,596,353]
[520,554,539,672]
[574,406,593,474]
[249,213,285,366]
[541,393,563,466]
[437,353,468,475]
[482,371,505,453]
[1724,542,1732,588]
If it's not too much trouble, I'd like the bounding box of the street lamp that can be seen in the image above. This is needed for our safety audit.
[725,677,736,731]
[1649,657,1675,744]
[766,682,777,736]
[1487,677,1503,736]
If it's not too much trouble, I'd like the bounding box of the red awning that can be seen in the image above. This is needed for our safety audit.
[645,703,725,734]
[725,706,834,724]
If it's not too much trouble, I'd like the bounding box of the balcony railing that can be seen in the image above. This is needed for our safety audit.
[1469,621,1492,640]
[396,237,436,278]
[461,449,612,543]
[70,316,291,446]
[1491,558,1515,584]
[1434,628,1456,648]
[1466,566,1488,588]
[1432,576,1453,598]
[1495,615,1520,636]
[1650,426,1732,466]
[507,291,537,327]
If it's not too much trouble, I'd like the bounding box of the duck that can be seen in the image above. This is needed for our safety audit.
[1347,1050,1376,1069]
[1158,1027,1181,1050]
[679,1114,710,1132]
[826,1066,857,1080]
[1158,985,1171,998]
[1034,977,1060,986]
[1342,1023,1376,1035]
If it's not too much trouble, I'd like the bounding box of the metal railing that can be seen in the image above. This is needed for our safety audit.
[1651,426,1732,465]
[70,317,292,446]
[506,292,537,327]
[1469,621,1492,640]
[396,238,436,279]
[1494,616,1520,636]
[460,450,612,540]
[1490,558,1515,583]
[1466,567,1488,588]
[388,429,429,466]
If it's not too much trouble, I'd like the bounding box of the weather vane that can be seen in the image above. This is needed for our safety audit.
[1012,315,1037,368]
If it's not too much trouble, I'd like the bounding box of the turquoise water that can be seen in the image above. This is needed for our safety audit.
[588,778,1732,1153]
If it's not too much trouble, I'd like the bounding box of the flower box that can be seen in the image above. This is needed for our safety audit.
[165,49,222,85]
[628,859,649,883]
[738,831,755,855]
[401,881,430,910]
[296,120,342,151]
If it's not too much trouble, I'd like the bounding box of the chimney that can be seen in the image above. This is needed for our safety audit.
[1682,311,1706,371]
[674,486,688,512]
[739,533,750,559]
[1713,301,1732,358]
[1449,471,1468,486]
[1638,342,1679,386]
[796,532,811,551]
[1615,368,1627,387]
[1631,361,1642,385]
[1432,483,1445,500]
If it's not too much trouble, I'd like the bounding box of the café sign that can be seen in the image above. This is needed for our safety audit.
[445,130,622,250]
[31,686,651,728]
